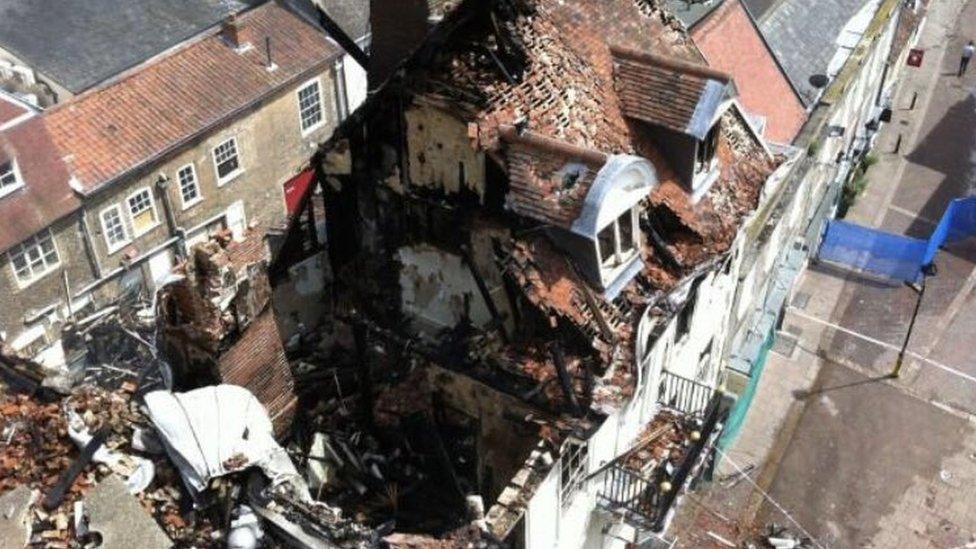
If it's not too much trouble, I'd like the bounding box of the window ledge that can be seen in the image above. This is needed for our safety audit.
[217,168,245,187]
[131,221,161,240]
[690,165,721,204]
[181,197,204,211]
[301,120,326,137]
[0,182,25,199]
[602,255,644,301]
[105,238,133,256]
[14,264,61,291]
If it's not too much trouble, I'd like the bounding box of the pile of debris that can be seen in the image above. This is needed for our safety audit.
[0,381,380,548]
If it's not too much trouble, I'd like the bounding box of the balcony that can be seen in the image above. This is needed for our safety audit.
[595,371,726,533]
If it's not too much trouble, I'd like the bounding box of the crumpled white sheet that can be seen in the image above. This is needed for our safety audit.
[143,385,307,498]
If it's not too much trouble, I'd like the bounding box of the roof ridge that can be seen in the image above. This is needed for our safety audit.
[43,3,274,116]
[609,45,733,83]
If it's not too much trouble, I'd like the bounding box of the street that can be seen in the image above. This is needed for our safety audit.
[672,0,976,547]
[758,0,976,546]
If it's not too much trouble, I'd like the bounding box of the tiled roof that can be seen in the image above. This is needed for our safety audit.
[613,47,733,139]
[217,307,297,435]
[44,2,341,194]
[0,116,80,252]
[690,0,806,143]
[0,0,256,94]
[504,131,605,229]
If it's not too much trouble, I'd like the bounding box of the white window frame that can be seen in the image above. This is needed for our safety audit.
[0,159,25,198]
[100,203,131,254]
[559,438,589,509]
[176,163,203,209]
[126,187,160,238]
[597,207,639,271]
[296,77,326,135]
[8,229,60,287]
[212,137,243,186]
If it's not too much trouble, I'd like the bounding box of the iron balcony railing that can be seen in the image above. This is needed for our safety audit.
[657,369,714,416]
[595,388,726,532]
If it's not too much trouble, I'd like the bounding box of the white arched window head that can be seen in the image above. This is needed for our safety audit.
[570,155,658,291]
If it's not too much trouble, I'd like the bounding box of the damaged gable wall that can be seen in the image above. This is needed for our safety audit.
[405,102,487,200]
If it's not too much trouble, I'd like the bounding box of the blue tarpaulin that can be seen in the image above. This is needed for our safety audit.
[818,196,976,282]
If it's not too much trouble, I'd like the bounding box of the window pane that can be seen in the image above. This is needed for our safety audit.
[102,207,127,246]
[298,81,323,131]
[0,162,17,189]
[214,139,240,180]
[178,165,200,204]
[618,210,634,253]
[598,224,616,265]
[132,210,155,234]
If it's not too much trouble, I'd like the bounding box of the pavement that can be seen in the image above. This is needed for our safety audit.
[755,0,976,546]
[671,0,976,547]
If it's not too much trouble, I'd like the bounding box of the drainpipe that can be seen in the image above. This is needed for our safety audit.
[77,208,103,279]
[154,174,187,260]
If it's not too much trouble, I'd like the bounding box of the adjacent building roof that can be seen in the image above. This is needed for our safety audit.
[0,92,34,129]
[0,115,80,252]
[315,0,370,40]
[43,2,341,195]
[689,0,807,143]
[741,0,780,21]
[757,0,876,105]
[0,0,259,94]
[664,0,726,29]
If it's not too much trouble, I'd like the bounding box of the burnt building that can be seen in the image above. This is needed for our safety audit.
[274,0,787,545]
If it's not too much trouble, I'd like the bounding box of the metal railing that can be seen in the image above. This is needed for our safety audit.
[596,392,726,532]
[657,369,713,416]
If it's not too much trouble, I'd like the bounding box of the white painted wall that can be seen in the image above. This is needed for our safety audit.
[397,244,492,333]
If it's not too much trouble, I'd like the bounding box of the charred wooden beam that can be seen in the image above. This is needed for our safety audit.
[43,427,110,510]
[550,343,583,417]
[461,245,509,342]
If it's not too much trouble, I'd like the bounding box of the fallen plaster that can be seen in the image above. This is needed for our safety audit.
[0,486,33,549]
[85,477,171,549]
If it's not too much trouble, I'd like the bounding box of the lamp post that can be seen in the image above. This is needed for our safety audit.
[891,262,936,378]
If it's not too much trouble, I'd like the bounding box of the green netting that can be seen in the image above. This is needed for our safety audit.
[718,326,774,450]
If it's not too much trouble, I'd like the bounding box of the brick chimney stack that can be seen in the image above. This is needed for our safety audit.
[222,14,243,50]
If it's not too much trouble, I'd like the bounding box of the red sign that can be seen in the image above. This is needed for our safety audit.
[282,169,316,215]
[907,48,924,67]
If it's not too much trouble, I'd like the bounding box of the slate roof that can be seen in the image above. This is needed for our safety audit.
[664,0,727,29]
[741,0,780,20]
[0,0,260,94]
[317,0,370,40]
[0,115,80,252]
[757,0,873,105]
[43,2,341,195]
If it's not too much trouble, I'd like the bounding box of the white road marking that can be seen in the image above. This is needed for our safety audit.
[787,307,976,385]
[886,204,940,227]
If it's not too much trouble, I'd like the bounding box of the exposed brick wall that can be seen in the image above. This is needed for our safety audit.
[691,0,807,144]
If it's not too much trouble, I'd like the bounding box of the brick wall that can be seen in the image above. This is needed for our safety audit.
[0,215,96,348]
[82,67,339,281]
[691,0,807,144]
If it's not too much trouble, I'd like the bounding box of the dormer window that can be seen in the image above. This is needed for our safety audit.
[0,160,24,198]
[598,209,637,269]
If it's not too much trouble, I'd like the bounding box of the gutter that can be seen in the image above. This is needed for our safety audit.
[76,55,341,199]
